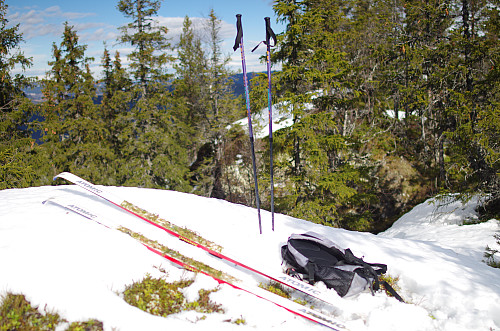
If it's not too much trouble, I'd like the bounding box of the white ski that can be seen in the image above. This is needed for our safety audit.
[53,172,343,309]
[44,197,349,331]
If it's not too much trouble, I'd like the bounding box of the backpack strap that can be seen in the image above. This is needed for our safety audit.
[306,262,315,284]
[382,281,405,303]
[344,249,384,294]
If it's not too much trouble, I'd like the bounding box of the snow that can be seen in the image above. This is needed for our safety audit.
[1,184,499,331]
[232,101,309,139]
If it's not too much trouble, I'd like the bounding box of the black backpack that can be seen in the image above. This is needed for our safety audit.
[281,232,404,301]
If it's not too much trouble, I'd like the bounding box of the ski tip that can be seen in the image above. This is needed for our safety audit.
[53,172,72,182]
[42,197,55,205]
[53,172,64,181]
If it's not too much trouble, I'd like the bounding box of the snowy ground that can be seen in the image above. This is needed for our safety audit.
[1,184,499,331]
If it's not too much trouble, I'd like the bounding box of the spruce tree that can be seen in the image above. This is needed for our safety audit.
[442,0,500,215]
[0,0,36,188]
[100,48,133,185]
[117,0,170,98]
[172,11,242,199]
[116,0,190,190]
[271,0,378,230]
[39,23,113,184]
[202,10,242,200]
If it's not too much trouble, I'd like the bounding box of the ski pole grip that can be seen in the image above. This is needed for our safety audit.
[265,17,271,38]
[265,17,271,26]
[233,14,243,51]
[264,17,277,47]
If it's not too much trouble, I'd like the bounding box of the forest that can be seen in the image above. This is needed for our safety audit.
[1,0,499,233]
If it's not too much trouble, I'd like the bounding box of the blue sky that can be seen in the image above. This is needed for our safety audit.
[6,0,285,78]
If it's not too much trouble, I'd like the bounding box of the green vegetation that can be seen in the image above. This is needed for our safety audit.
[66,320,103,331]
[0,293,62,331]
[122,274,224,317]
[484,233,500,268]
[259,281,291,299]
[230,316,247,325]
[0,293,103,331]
[1,0,498,232]
[121,200,223,252]
[379,274,404,300]
[118,226,235,282]
[258,281,310,306]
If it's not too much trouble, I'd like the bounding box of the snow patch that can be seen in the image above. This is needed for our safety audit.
[1,186,499,331]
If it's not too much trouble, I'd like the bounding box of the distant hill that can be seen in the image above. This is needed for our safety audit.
[22,73,266,103]
[229,72,263,97]
[22,84,44,103]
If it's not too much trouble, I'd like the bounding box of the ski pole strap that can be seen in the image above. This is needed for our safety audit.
[233,14,243,51]
[265,17,277,47]
[251,17,277,52]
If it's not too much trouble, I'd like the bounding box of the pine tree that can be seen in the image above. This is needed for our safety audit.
[171,16,209,191]
[0,0,36,189]
[173,16,207,128]
[117,0,170,98]
[442,0,500,215]
[100,48,133,185]
[172,11,242,199]
[202,10,242,200]
[271,0,376,230]
[116,0,190,190]
[38,23,113,184]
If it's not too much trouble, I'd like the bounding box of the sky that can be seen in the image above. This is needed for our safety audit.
[6,0,285,78]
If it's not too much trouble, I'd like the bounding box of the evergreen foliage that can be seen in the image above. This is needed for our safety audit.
[173,11,243,199]
[484,233,500,268]
[117,0,171,97]
[116,0,191,190]
[0,0,38,189]
[271,0,379,230]
[1,0,498,231]
[269,0,499,230]
[37,23,113,184]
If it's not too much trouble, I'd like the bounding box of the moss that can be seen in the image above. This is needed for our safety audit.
[379,274,403,299]
[0,293,103,331]
[118,227,236,283]
[259,281,291,299]
[66,319,103,331]
[123,275,224,317]
[186,288,224,314]
[232,316,246,325]
[0,293,62,331]
[121,201,223,252]
[123,275,193,317]
[292,298,309,306]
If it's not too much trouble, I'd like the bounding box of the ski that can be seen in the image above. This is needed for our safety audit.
[53,172,341,308]
[43,197,349,331]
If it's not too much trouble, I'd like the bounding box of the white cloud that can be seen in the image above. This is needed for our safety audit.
[155,16,235,45]
[7,5,98,40]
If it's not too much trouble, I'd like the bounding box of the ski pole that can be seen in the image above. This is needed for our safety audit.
[233,14,263,234]
[253,17,277,231]
[265,17,276,231]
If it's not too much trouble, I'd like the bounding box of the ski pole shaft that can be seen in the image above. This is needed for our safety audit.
[233,14,262,234]
[264,17,276,231]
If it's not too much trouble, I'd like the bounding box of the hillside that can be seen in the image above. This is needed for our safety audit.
[0,184,499,330]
